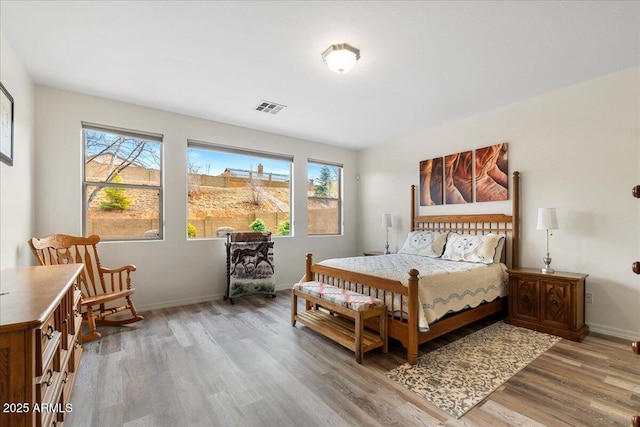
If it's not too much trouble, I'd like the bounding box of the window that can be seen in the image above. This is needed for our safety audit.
[187,141,292,239]
[308,160,342,235]
[83,123,163,241]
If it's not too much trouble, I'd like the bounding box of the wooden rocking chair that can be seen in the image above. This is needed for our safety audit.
[29,234,143,342]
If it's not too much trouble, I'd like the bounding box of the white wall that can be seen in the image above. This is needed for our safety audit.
[357,67,640,339]
[34,86,358,310]
[0,32,35,269]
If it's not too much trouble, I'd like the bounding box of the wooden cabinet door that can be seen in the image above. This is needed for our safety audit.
[511,276,539,321]
[541,279,572,329]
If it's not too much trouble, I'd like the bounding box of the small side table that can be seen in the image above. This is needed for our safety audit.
[505,268,589,342]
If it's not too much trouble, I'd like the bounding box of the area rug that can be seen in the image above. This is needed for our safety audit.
[385,321,561,418]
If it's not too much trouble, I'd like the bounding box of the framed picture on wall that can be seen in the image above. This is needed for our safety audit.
[475,142,508,202]
[0,82,14,166]
[444,151,472,204]
[419,157,443,206]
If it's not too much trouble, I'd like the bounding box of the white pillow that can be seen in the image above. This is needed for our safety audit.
[398,231,449,258]
[441,233,505,264]
[493,236,506,263]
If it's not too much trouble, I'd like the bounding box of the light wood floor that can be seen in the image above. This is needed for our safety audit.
[66,290,640,427]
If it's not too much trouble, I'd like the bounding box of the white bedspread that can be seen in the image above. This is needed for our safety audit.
[318,254,507,332]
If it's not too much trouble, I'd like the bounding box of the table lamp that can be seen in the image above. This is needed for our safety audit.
[382,213,392,254]
[536,207,559,274]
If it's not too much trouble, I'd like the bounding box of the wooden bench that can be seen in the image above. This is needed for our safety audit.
[291,281,387,363]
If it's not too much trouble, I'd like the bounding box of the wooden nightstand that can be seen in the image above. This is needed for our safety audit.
[505,268,589,342]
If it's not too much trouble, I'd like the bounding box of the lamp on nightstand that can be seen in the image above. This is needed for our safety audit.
[536,207,559,274]
[382,213,392,254]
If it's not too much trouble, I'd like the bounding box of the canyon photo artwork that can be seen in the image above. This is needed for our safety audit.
[420,143,508,206]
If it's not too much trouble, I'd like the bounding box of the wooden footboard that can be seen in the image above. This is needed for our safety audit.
[306,252,421,364]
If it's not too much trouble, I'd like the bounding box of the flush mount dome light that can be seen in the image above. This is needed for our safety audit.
[321,43,360,74]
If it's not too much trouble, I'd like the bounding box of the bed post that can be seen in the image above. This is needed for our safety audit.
[305,253,313,282]
[407,268,420,365]
[411,184,416,232]
[512,171,520,269]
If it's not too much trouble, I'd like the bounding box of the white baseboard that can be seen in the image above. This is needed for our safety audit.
[588,322,639,341]
[137,293,224,312]
[136,284,291,312]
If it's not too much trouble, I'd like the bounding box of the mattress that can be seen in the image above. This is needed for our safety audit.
[318,253,508,331]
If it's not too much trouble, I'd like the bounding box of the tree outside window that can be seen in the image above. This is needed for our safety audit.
[308,161,342,235]
[83,123,163,240]
[187,142,292,239]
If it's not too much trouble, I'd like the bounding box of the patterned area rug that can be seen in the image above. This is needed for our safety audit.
[385,321,561,418]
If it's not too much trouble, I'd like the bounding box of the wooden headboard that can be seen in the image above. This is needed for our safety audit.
[410,171,520,268]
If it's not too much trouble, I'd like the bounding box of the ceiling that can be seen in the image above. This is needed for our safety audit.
[1,1,639,150]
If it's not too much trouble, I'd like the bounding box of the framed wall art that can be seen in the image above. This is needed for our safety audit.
[419,157,443,206]
[475,142,508,202]
[444,151,472,204]
[0,82,14,166]
[419,142,509,206]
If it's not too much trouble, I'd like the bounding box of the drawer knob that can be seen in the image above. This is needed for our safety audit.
[43,369,53,387]
[522,295,530,303]
[43,324,55,340]
[62,371,69,384]
[551,300,559,306]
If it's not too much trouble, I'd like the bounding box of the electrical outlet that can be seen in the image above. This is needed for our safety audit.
[585,292,593,304]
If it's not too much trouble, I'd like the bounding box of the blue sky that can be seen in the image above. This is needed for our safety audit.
[86,129,329,181]
[188,148,326,179]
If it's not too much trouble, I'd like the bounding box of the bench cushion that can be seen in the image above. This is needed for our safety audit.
[293,281,385,312]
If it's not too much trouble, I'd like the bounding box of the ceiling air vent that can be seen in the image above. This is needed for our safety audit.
[255,100,286,115]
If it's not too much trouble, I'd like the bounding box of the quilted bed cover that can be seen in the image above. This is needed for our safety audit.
[318,254,507,331]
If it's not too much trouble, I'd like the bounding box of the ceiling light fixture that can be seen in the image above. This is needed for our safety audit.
[321,43,360,74]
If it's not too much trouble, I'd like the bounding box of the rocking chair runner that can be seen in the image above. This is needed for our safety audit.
[28,234,143,342]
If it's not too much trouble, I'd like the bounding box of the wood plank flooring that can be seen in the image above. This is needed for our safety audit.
[66,290,640,427]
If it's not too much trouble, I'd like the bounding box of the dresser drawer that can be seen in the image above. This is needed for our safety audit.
[57,360,78,424]
[37,311,62,376]
[73,296,83,337]
[69,337,83,373]
[35,340,62,427]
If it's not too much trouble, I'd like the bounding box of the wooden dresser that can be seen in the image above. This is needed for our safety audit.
[0,264,84,427]
[505,268,589,342]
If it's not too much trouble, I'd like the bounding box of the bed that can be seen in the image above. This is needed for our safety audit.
[304,171,520,365]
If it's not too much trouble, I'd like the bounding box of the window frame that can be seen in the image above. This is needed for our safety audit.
[82,122,164,241]
[307,159,343,236]
[187,140,294,239]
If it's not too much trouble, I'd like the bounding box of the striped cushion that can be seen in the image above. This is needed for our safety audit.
[293,281,384,312]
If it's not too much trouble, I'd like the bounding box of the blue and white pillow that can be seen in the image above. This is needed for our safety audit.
[441,233,505,264]
[398,231,449,258]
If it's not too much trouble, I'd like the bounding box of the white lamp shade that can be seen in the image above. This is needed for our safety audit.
[536,208,559,230]
[381,213,392,228]
[322,44,360,74]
